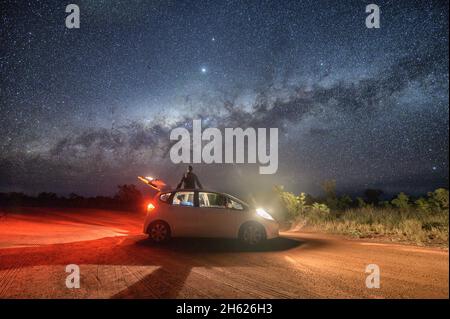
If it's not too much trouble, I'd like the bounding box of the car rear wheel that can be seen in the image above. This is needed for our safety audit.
[239,222,266,246]
[148,221,170,243]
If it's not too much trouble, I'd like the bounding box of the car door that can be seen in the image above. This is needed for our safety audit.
[197,192,241,238]
[168,190,203,237]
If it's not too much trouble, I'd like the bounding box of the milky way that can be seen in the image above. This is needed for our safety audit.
[0,0,448,197]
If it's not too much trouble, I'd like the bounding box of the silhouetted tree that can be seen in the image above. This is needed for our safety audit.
[321,180,336,198]
[364,189,384,205]
[115,184,142,204]
[37,192,58,200]
[337,195,353,210]
[321,179,338,209]
[69,193,82,200]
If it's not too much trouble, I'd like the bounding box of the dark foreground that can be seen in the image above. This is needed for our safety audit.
[0,207,448,298]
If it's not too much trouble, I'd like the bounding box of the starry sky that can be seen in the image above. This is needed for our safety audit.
[0,0,448,198]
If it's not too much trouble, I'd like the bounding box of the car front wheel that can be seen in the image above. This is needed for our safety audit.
[239,222,266,246]
[148,221,170,243]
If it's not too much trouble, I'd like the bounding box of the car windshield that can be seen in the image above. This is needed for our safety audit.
[226,194,248,208]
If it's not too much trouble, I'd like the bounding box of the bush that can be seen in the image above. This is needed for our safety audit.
[356,197,367,208]
[428,188,449,210]
[310,202,330,215]
[273,185,300,220]
[337,195,353,210]
[391,192,410,209]
[415,197,431,213]
[274,186,449,246]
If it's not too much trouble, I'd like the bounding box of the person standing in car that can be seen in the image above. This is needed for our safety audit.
[176,165,203,189]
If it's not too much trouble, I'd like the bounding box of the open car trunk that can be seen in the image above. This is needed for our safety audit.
[137,176,167,192]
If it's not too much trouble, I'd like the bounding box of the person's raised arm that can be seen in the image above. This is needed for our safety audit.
[195,175,203,189]
[176,175,185,189]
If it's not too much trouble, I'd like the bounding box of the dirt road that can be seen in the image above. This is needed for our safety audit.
[0,207,448,298]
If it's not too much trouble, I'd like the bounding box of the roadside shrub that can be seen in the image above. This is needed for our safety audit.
[337,195,353,210]
[415,197,432,213]
[273,185,300,221]
[310,202,330,215]
[356,197,367,208]
[391,192,410,209]
[274,184,448,246]
[428,188,449,210]
[379,201,392,209]
[399,219,427,244]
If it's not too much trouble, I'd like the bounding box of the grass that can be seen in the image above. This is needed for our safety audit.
[294,207,449,247]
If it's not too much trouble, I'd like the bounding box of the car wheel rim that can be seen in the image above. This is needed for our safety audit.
[151,224,167,242]
[243,225,262,245]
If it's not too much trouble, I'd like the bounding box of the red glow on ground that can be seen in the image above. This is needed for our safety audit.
[0,207,144,249]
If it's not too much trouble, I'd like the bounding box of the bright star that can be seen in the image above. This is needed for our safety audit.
[201,67,207,73]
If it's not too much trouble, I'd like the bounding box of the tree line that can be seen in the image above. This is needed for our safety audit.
[0,184,144,211]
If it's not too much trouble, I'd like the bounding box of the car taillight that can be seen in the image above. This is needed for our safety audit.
[147,202,155,212]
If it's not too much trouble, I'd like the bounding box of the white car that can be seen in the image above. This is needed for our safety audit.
[143,189,279,245]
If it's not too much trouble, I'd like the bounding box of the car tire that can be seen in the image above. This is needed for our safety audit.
[148,221,170,243]
[239,222,266,246]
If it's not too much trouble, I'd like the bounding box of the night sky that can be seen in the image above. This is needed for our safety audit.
[1,0,448,198]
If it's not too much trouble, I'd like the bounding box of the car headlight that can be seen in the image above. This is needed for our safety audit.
[256,208,274,221]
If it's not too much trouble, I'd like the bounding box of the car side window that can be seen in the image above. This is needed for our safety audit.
[199,192,233,209]
[172,191,194,207]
